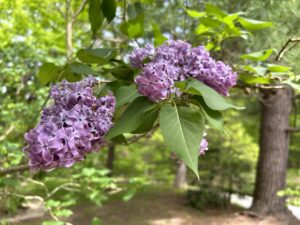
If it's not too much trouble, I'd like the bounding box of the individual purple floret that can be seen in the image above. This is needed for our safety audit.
[199,139,208,155]
[24,77,115,171]
[130,40,237,101]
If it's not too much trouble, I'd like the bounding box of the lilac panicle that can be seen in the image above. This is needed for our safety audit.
[24,77,115,171]
[130,40,237,102]
[187,46,237,96]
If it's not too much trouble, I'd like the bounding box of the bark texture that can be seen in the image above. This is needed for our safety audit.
[174,161,188,189]
[252,87,292,214]
[106,146,115,176]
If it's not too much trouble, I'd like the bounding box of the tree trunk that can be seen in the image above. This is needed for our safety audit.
[174,161,188,189]
[251,87,292,214]
[106,146,115,176]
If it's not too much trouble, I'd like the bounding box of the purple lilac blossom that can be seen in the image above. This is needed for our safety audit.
[199,139,208,155]
[135,60,179,102]
[129,44,154,69]
[130,40,237,102]
[24,77,116,171]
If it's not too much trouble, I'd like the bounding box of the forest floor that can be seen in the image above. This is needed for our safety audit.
[14,188,299,225]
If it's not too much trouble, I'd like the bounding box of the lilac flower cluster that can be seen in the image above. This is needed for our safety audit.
[24,77,115,171]
[130,40,237,101]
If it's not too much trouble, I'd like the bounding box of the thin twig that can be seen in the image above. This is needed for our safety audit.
[48,183,80,198]
[54,3,66,19]
[127,125,159,145]
[286,127,300,132]
[235,83,286,90]
[18,175,50,197]
[275,37,300,61]
[0,164,29,176]
[0,125,15,141]
[71,0,87,23]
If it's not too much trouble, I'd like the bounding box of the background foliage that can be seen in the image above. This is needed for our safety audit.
[0,0,299,224]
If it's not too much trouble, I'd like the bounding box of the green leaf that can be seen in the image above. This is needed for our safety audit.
[199,17,223,28]
[82,168,97,177]
[239,74,271,84]
[123,188,137,201]
[115,85,140,108]
[110,66,134,81]
[101,0,116,22]
[191,96,224,132]
[89,0,104,35]
[63,65,82,82]
[106,96,154,139]
[69,63,100,75]
[120,13,144,38]
[242,65,268,75]
[111,134,127,144]
[195,24,211,35]
[267,64,291,72]
[283,80,300,91]
[42,221,64,225]
[238,17,272,31]
[132,107,158,134]
[177,79,243,110]
[127,2,143,19]
[46,199,61,208]
[37,63,60,85]
[240,49,274,61]
[205,3,227,18]
[152,23,167,47]
[186,9,206,18]
[91,217,105,225]
[77,48,116,64]
[54,209,73,217]
[160,104,204,178]
[102,80,131,93]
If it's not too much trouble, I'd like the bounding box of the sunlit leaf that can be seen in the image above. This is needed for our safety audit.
[152,23,167,46]
[283,80,300,91]
[186,9,206,18]
[42,221,64,225]
[205,3,227,18]
[267,64,291,72]
[239,74,271,84]
[120,13,144,38]
[240,49,274,61]
[238,17,272,31]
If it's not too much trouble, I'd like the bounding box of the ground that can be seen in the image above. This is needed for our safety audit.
[14,188,298,225]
